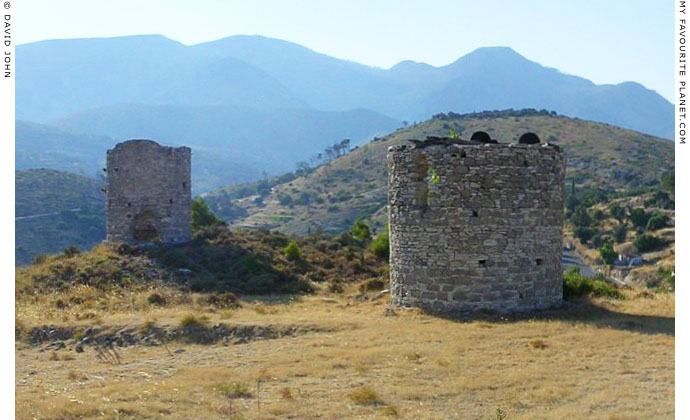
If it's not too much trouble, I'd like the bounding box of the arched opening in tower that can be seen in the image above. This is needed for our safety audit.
[470,131,492,143]
[132,210,161,242]
[519,132,541,144]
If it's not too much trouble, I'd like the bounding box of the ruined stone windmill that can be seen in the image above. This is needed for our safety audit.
[387,132,566,313]
[105,140,191,245]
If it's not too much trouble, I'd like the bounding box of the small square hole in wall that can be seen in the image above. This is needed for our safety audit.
[169,198,173,204]
[536,258,544,266]
[127,202,132,207]
[478,259,487,267]
[471,210,478,217]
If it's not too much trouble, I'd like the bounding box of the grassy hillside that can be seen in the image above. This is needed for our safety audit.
[15,186,674,419]
[563,188,675,287]
[15,226,387,299]
[15,169,106,265]
[206,111,673,236]
[15,231,674,419]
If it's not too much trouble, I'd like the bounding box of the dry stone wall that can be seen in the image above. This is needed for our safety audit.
[106,140,191,245]
[387,138,566,313]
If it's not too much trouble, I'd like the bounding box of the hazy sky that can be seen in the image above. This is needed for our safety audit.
[18,0,673,101]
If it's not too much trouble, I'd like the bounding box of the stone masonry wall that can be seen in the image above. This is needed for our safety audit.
[387,140,566,313]
[106,140,191,245]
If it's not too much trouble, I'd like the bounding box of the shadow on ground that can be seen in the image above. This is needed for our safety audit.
[425,299,675,337]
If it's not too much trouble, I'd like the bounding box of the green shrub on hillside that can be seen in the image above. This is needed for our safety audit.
[571,207,592,227]
[283,240,303,261]
[147,292,167,306]
[598,241,617,265]
[609,204,626,222]
[191,197,224,231]
[63,245,81,257]
[351,218,371,240]
[574,226,597,244]
[369,229,389,261]
[634,234,664,252]
[646,214,670,231]
[612,223,628,243]
[563,268,624,300]
[629,207,650,229]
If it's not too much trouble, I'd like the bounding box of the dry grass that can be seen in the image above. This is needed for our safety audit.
[15,292,674,420]
[348,386,382,405]
[216,382,252,399]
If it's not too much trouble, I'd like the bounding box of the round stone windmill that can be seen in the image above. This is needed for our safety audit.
[387,132,566,313]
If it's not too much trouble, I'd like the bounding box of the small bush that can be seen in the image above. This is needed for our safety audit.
[147,293,166,306]
[351,218,371,240]
[571,207,592,227]
[563,268,624,300]
[369,230,389,261]
[633,234,665,252]
[609,204,626,222]
[191,197,224,232]
[196,292,240,309]
[590,234,608,249]
[592,209,606,221]
[63,245,81,258]
[283,240,303,261]
[598,241,617,265]
[646,214,670,231]
[629,207,650,229]
[157,248,191,269]
[32,254,48,265]
[612,223,628,243]
[574,226,596,244]
[179,314,205,328]
[277,193,293,206]
[348,386,381,405]
[216,382,252,399]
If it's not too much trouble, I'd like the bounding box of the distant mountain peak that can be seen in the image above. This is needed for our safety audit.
[468,46,521,55]
[450,46,531,67]
[19,33,183,47]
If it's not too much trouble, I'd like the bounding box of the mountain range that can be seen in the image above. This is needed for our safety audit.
[15,34,673,193]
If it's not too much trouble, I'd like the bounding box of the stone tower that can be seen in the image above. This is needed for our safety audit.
[105,139,191,245]
[387,133,566,313]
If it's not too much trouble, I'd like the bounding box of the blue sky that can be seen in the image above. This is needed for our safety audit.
[19,0,673,101]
